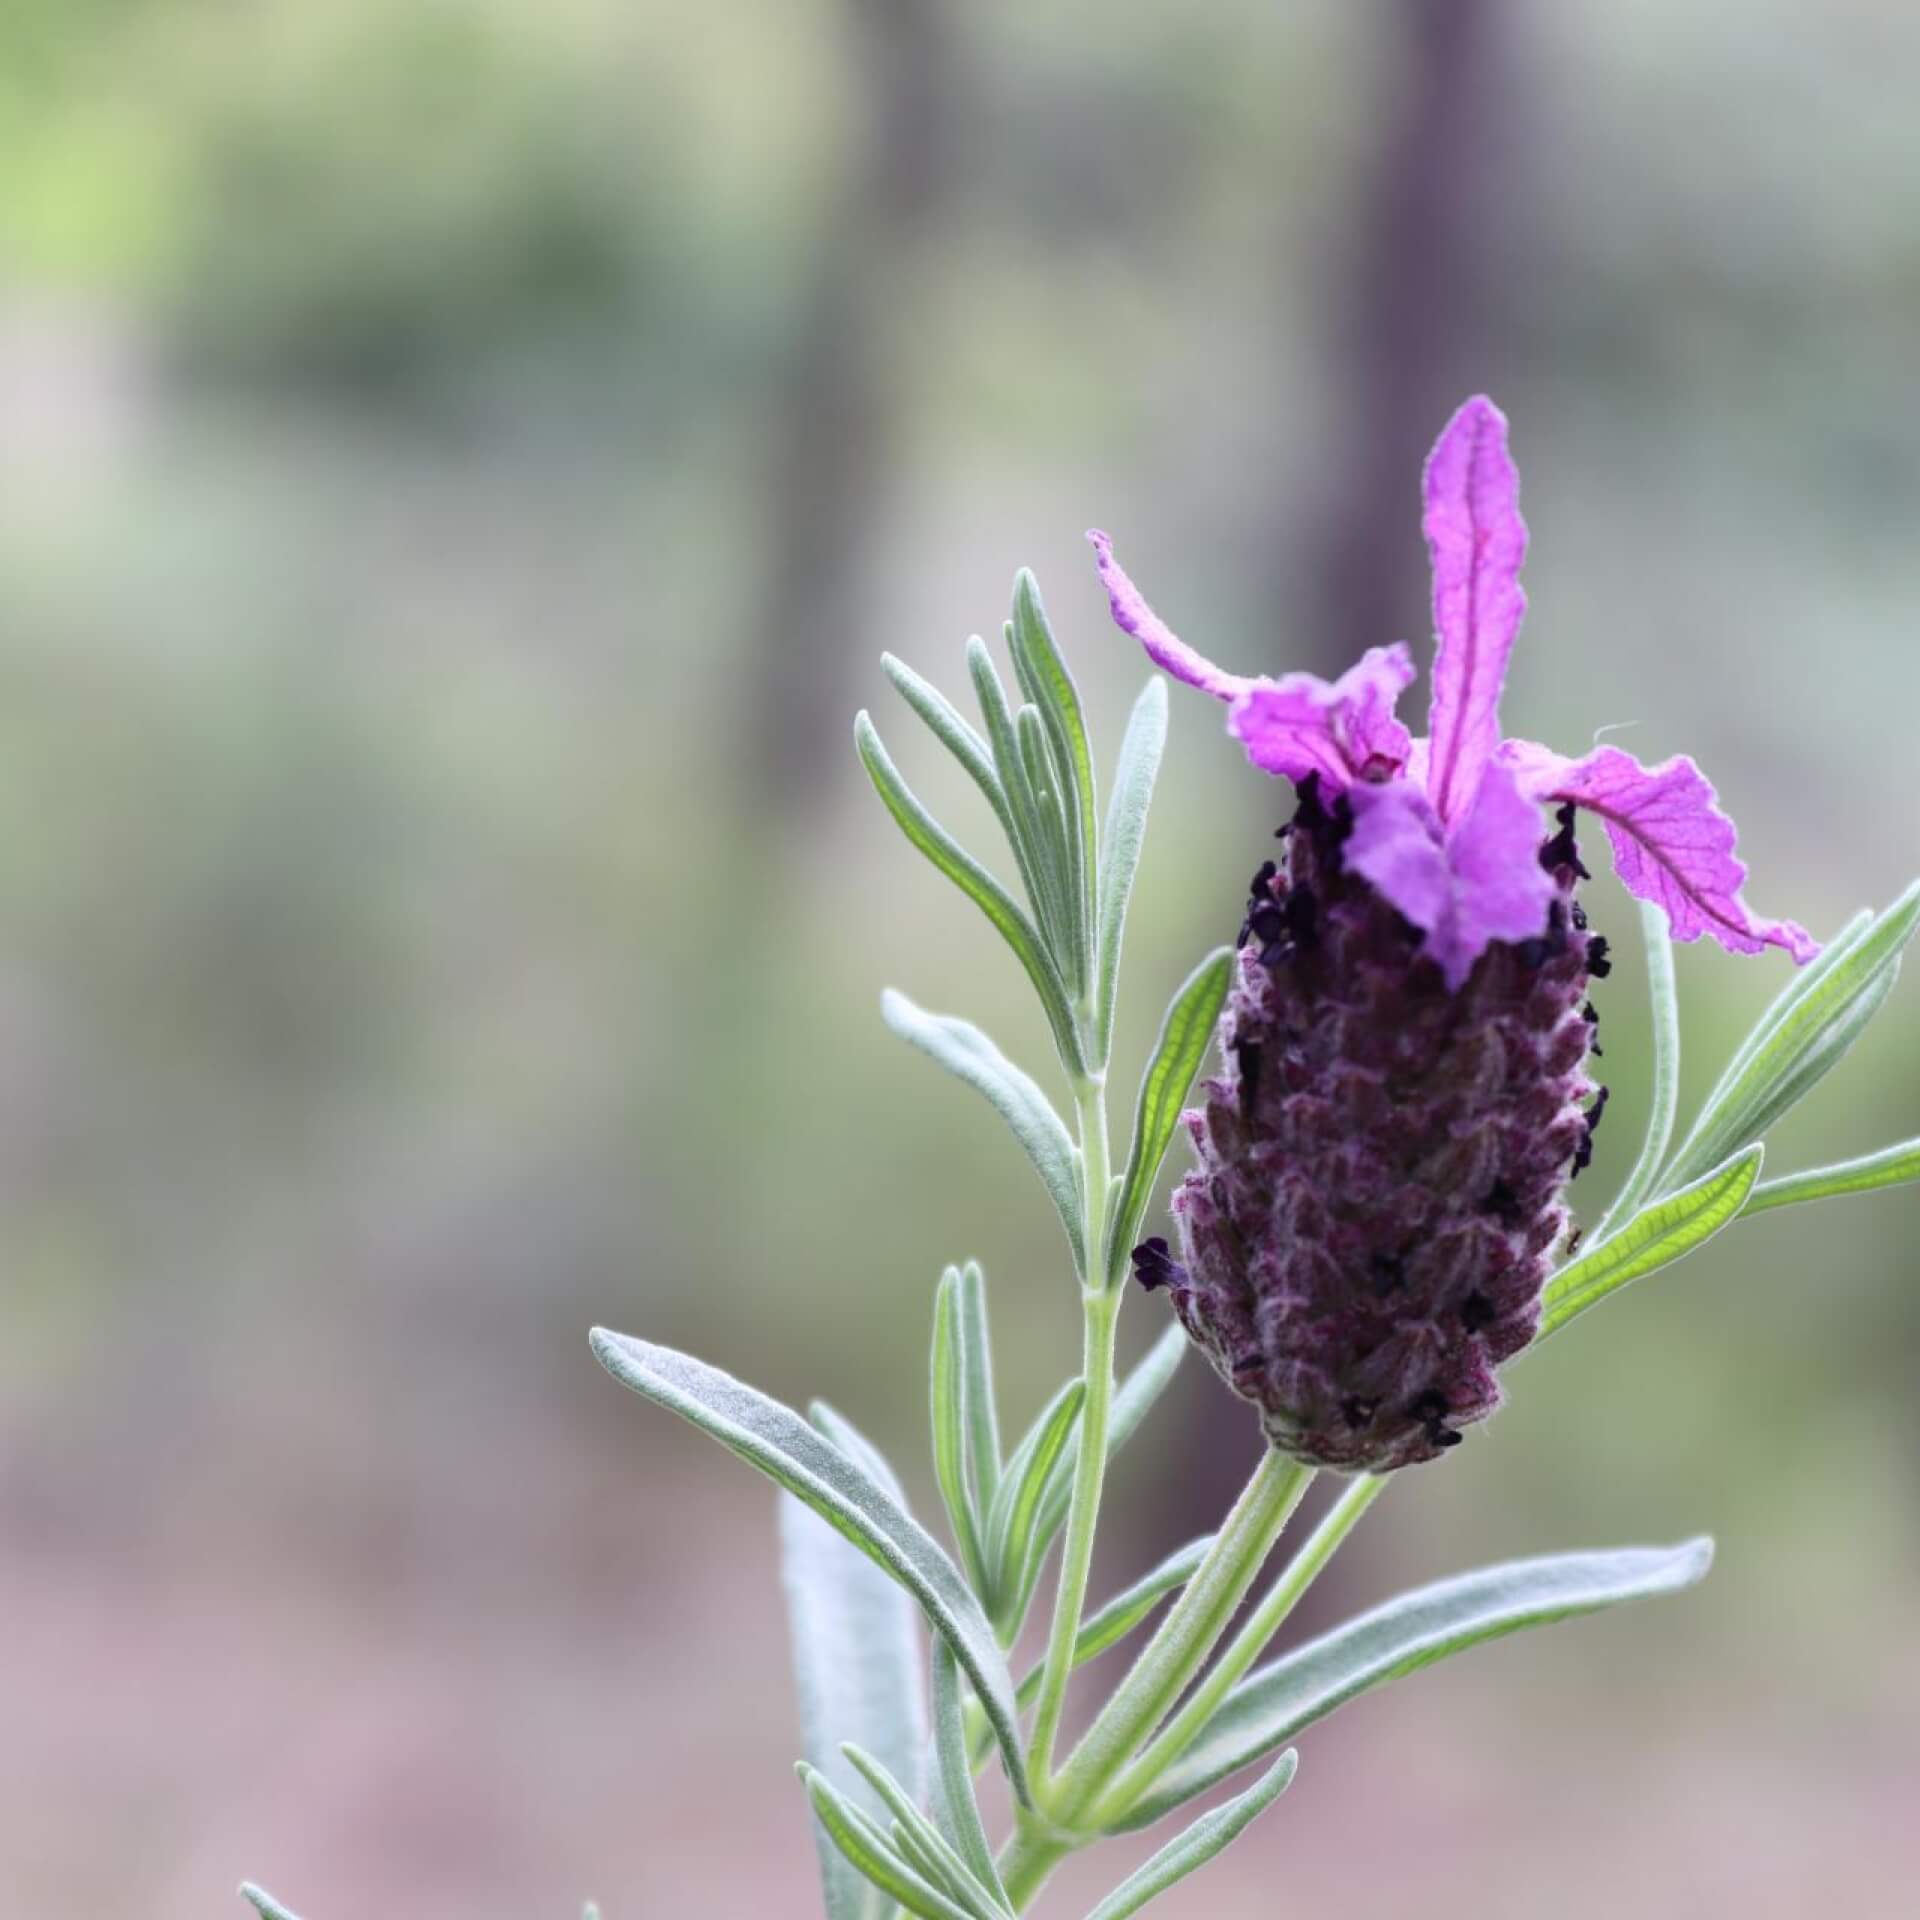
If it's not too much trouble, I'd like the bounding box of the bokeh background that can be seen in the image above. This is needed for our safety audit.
[4,3,1918,1915]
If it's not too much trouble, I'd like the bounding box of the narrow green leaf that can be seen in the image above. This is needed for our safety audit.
[1105,948,1234,1285]
[956,1262,1002,1511]
[1743,1136,1920,1216]
[1597,900,1681,1240]
[591,1330,1029,1806]
[1085,1752,1298,1918]
[1010,569,1099,983]
[856,710,1084,1075]
[800,1765,979,1920]
[843,1745,1009,1919]
[1094,678,1168,1067]
[1115,1538,1713,1833]
[933,1640,1010,1911]
[882,654,1003,812]
[986,1377,1085,1635]
[1015,701,1085,994]
[239,1887,302,1920]
[781,1477,927,1920]
[1664,881,1920,1189]
[809,1400,912,1506]
[882,992,1086,1273]
[966,637,1060,952]
[1538,1146,1763,1340]
[932,1268,989,1591]
[1715,907,1873,1089]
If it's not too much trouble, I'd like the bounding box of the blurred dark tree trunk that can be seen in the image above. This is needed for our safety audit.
[750,0,960,812]
[1287,0,1525,678]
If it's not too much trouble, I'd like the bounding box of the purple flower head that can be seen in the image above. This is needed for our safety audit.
[1091,395,1816,989]
[1092,399,1819,1473]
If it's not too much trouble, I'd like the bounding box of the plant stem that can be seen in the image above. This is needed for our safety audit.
[1090,1473,1387,1825]
[1045,1445,1313,1830]
[1027,1067,1117,1787]
[998,1819,1072,1913]
[1599,898,1681,1235]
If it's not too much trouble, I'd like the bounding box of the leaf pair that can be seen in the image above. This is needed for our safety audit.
[862,575,1170,1078]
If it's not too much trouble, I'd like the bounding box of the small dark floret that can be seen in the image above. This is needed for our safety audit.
[1131,1237,1188,1294]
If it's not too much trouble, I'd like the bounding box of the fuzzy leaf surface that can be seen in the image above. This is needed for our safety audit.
[1114,1538,1713,1832]
[799,1766,978,1920]
[1743,1136,1920,1216]
[1539,1146,1762,1338]
[591,1330,1028,1805]
[781,1484,927,1920]
[884,993,1085,1272]
[1106,948,1234,1283]
[1094,678,1169,1064]
[1084,1752,1297,1918]
[1664,880,1919,1188]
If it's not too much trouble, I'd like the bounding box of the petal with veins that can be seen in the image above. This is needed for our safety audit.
[1503,740,1818,963]
[1423,396,1529,832]
[1090,533,1414,789]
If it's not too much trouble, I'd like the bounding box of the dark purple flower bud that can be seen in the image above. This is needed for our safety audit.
[1150,779,1603,1473]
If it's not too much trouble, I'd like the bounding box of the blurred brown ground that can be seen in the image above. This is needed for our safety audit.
[2,3,1918,1915]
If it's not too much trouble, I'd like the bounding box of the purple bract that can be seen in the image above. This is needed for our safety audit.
[1091,395,1815,989]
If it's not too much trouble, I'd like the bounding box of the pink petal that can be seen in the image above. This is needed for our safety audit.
[1088,530,1249,702]
[1089,533,1414,789]
[1345,761,1554,991]
[1504,740,1819,963]
[1422,397,1529,832]
[1229,644,1415,787]
[1441,754,1561,978]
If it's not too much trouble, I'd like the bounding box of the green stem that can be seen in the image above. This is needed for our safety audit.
[999,1818,1072,1913]
[1027,1068,1117,1787]
[1090,1473,1386,1825]
[1599,898,1681,1236]
[1045,1445,1313,1830]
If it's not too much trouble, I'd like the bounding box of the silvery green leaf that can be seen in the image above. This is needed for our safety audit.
[799,1764,978,1920]
[1105,950,1234,1285]
[1009,570,1099,984]
[1663,880,1920,1190]
[882,993,1086,1274]
[781,1483,926,1920]
[844,1743,1010,1919]
[986,1376,1085,1639]
[1093,679,1168,1067]
[591,1330,1029,1806]
[882,654,1004,816]
[931,1268,989,1590]
[1597,901,1681,1240]
[1015,701,1083,989]
[582,1906,601,1920]
[857,710,1084,1075]
[932,1640,1010,1909]
[966,638,1058,944]
[1743,1136,1920,1217]
[1538,1145,1763,1340]
[1113,1537,1713,1833]
[809,1400,912,1506]
[1083,1752,1297,1919]
[956,1262,1002,1511]
[239,1887,301,1920]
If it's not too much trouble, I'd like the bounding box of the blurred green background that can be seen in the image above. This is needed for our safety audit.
[2,2,1916,1914]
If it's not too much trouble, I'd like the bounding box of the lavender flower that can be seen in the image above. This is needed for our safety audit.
[1094,396,1815,1472]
